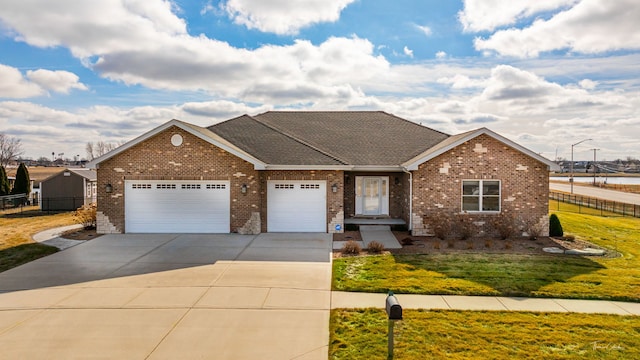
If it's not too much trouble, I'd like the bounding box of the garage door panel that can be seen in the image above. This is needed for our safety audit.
[125,180,229,233]
[267,181,326,232]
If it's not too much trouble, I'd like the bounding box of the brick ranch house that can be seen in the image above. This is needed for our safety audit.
[89,111,559,236]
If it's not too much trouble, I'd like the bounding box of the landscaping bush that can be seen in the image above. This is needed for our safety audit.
[75,204,97,229]
[491,214,516,240]
[341,240,361,255]
[453,215,475,240]
[425,214,452,240]
[366,241,385,254]
[522,217,544,240]
[549,213,563,237]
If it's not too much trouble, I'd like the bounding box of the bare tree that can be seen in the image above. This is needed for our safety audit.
[0,133,24,167]
[85,141,95,160]
[86,141,121,160]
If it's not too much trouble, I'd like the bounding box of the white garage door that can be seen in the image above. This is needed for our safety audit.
[267,180,326,232]
[125,180,230,233]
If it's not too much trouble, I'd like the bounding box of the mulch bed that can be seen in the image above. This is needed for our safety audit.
[333,231,615,258]
[60,227,102,241]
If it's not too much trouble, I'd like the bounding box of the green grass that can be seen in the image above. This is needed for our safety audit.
[0,210,76,272]
[0,243,59,272]
[330,309,640,359]
[333,208,640,301]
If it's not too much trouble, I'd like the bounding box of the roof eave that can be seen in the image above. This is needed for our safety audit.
[402,128,559,171]
[86,119,267,170]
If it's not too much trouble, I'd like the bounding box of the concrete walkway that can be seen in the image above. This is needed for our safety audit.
[32,223,86,250]
[359,225,402,249]
[331,292,640,315]
[550,182,640,205]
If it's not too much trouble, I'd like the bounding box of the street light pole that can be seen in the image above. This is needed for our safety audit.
[590,148,600,186]
[570,138,592,194]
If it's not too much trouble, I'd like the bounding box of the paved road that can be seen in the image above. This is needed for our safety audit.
[550,182,640,205]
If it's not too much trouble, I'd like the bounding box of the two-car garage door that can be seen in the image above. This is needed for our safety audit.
[125,180,230,233]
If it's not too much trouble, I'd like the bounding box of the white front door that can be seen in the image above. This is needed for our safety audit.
[355,176,389,216]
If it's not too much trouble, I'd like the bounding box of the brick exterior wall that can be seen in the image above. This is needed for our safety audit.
[410,134,550,237]
[260,170,344,233]
[96,126,260,234]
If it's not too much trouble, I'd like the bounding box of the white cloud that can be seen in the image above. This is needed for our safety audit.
[437,74,487,89]
[403,46,413,58]
[26,69,88,94]
[0,64,86,98]
[181,100,270,118]
[481,65,565,101]
[474,0,640,57]
[0,64,43,98]
[459,0,578,32]
[415,24,432,36]
[221,0,356,35]
[578,79,597,90]
[0,1,388,104]
[435,51,447,59]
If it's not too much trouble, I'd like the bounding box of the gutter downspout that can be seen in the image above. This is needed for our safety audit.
[402,167,412,231]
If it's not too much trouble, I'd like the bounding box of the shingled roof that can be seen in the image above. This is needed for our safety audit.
[208,111,449,167]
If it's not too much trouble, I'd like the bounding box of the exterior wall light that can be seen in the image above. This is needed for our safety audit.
[105,184,113,193]
[241,184,248,194]
[331,183,338,193]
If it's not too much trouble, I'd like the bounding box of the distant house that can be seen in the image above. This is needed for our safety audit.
[89,111,559,236]
[40,168,97,211]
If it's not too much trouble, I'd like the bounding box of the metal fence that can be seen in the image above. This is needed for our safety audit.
[40,197,88,211]
[0,193,28,210]
[549,191,640,218]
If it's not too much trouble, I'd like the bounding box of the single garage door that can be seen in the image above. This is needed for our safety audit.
[125,180,230,233]
[267,180,326,232]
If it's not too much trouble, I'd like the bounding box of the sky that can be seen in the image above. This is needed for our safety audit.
[0,0,639,162]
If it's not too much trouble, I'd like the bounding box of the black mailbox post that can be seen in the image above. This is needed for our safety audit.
[385,291,402,359]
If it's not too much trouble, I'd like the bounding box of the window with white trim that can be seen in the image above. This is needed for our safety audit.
[462,180,500,212]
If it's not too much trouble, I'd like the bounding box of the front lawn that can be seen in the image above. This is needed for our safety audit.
[333,210,640,302]
[0,210,76,272]
[330,309,640,359]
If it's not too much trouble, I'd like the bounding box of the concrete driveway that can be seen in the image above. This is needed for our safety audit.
[0,233,332,359]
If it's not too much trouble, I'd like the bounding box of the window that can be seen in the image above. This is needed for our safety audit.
[462,180,500,212]
[300,184,320,189]
[86,183,92,197]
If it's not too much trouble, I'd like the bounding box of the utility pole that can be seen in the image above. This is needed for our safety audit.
[570,139,592,194]
[590,148,600,186]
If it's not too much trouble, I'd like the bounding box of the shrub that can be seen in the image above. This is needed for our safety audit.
[75,204,97,229]
[491,214,516,240]
[522,217,544,240]
[425,214,452,240]
[433,240,440,249]
[453,215,475,240]
[447,238,455,248]
[549,214,564,237]
[341,240,361,255]
[367,241,385,254]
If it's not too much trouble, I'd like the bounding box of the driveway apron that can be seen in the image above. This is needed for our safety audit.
[0,233,332,359]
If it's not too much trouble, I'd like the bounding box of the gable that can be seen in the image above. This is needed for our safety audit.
[403,128,560,171]
[88,119,266,170]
